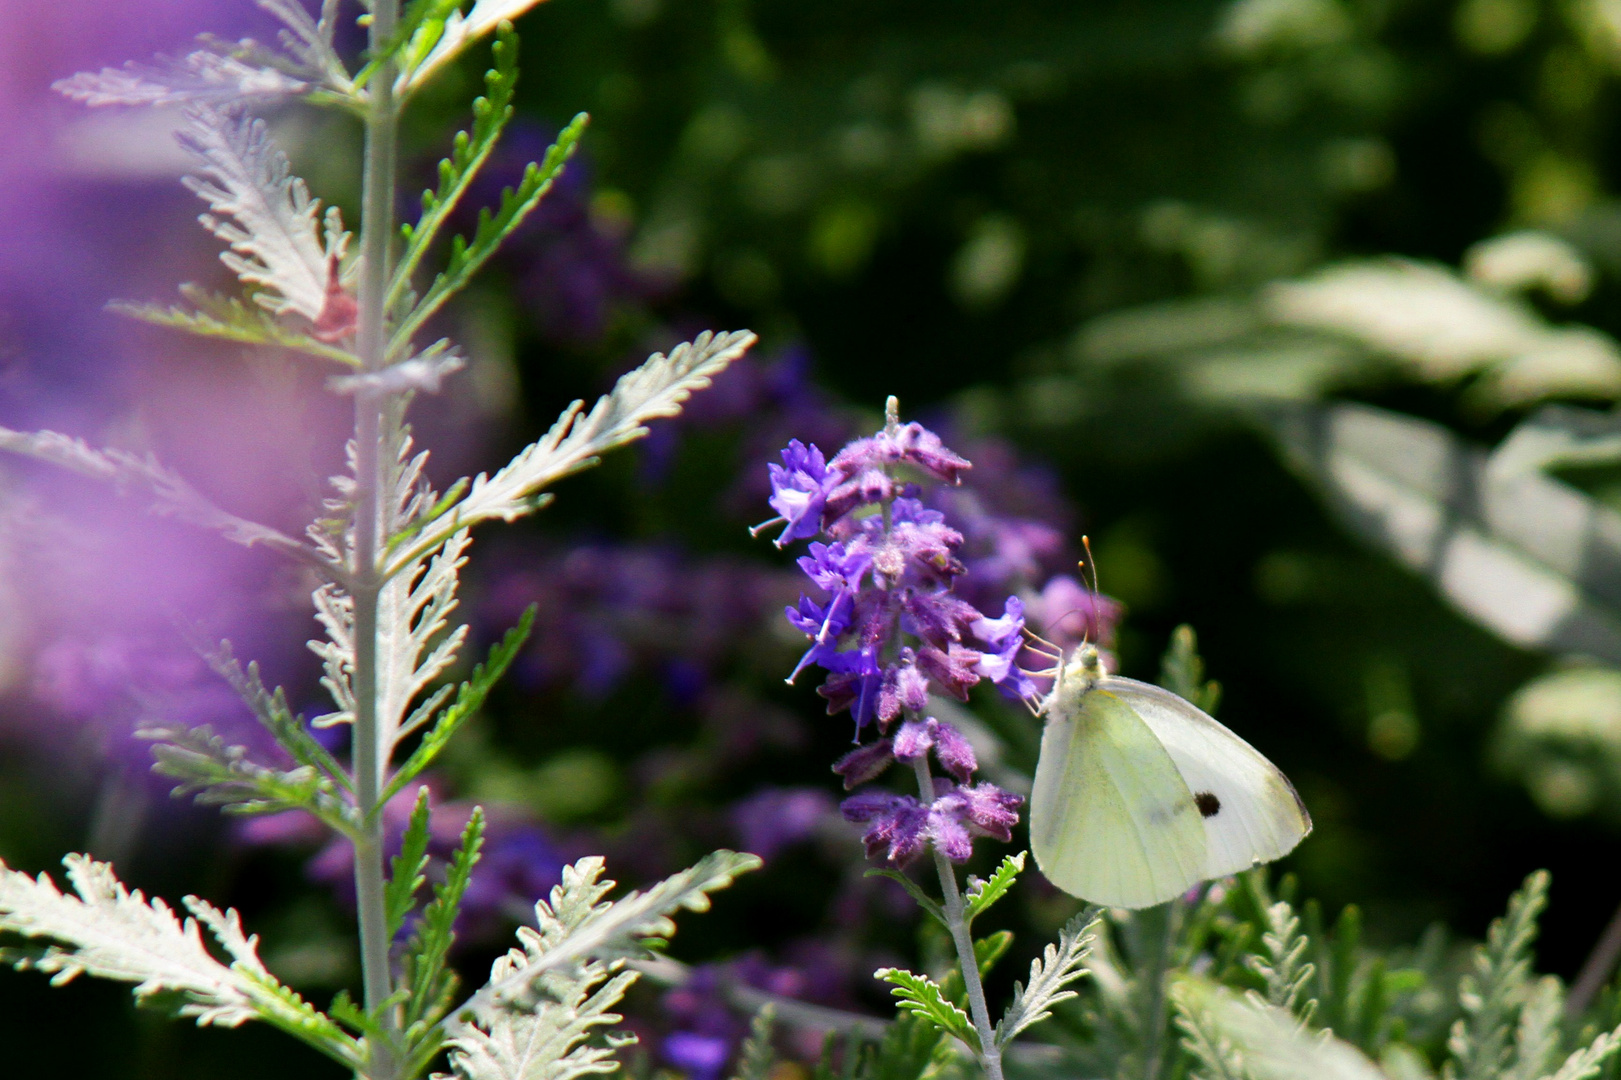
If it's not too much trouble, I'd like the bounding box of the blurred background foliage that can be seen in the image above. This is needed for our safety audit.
[15,0,1621,1074]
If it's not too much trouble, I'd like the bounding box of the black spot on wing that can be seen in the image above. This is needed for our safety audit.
[1194,791,1221,818]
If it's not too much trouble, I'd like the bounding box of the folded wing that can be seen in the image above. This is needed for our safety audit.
[1108,677,1311,879]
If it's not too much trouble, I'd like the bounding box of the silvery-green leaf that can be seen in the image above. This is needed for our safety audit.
[1170,975,1387,1080]
[1267,402,1621,662]
[387,330,756,575]
[0,855,358,1066]
[179,107,349,323]
[54,51,311,108]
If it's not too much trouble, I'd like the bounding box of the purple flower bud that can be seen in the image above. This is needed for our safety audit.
[935,782,1023,847]
[832,737,896,788]
[892,717,978,783]
[767,440,832,546]
[841,790,931,864]
[875,656,931,724]
[915,643,982,700]
[828,422,972,487]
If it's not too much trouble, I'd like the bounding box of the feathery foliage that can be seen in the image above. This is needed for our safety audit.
[138,722,355,832]
[110,288,359,366]
[0,856,359,1066]
[873,967,978,1052]
[1447,871,1551,1080]
[178,106,349,323]
[994,910,1099,1048]
[964,852,1026,925]
[389,112,587,352]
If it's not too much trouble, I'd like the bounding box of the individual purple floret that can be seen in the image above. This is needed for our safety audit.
[766,440,833,547]
[760,402,1027,867]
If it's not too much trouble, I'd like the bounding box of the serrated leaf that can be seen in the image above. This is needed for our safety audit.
[1245,899,1317,1022]
[0,425,323,570]
[1171,975,1388,1080]
[1541,1026,1621,1080]
[1159,624,1221,714]
[404,0,555,93]
[178,106,349,324]
[963,851,1025,924]
[404,810,486,1034]
[202,642,351,792]
[389,25,520,312]
[995,909,1098,1048]
[137,723,355,835]
[975,930,1014,978]
[1446,871,1551,1080]
[0,855,360,1067]
[864,869,946,927]
[873,967,978,1052]
[388,788,435,939]
[390,113,587,355]
[111,288,358,367]
[53,50,312,107]
[730,1005,777,1080]
[386,330,756,574]
[382,607,535,807]
[447,850,761,1026]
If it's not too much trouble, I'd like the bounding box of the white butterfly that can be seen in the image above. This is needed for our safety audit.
[1029,644,1311,909]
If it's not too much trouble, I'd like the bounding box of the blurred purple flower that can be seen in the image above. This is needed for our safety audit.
[731,786,837,861]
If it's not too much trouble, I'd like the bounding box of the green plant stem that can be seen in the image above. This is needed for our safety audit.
[910,756,1004,1080]
[353,2,402,1076]
[1140,896,1184,1080]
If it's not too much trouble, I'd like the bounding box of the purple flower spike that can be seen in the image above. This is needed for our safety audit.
[767,440,832,546]
[842,790,931,864]
[893,717,978,783]
[833,737,896,788]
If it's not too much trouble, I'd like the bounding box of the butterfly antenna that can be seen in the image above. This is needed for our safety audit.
[1079,536,1103,646]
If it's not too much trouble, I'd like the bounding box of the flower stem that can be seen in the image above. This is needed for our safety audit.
[353,3,402,1076]
[910,756,1004,1080]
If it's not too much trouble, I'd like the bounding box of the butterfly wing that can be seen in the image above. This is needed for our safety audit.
[1106,677,1312,879]
[1030,684,1208,909]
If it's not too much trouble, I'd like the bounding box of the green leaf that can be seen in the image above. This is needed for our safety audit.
[975,930,1014,978]
[351,0,461,90]
[963,851,1026,924]
[853,1013,949,1080]
[387,788,434,939]
[1447,870,1551,1080]
[381,607,535,808]
[1172,975,1389,1080]
[1245,899,1317,1022]
[730,1005,777,1080]
[388,24,519,312]
[138,724,354,835]
[995,909,1098,1048]
[403,808,485,1032]
[111,287,359,367]
[1159,624,1221,714]
[1267,402,1621,663]
[873,967,979,1052]
[389,113,588,356]
[204,642,352,793]
[864,869,946,927]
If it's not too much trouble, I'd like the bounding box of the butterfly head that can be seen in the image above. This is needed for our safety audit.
[1040,643,1108,718]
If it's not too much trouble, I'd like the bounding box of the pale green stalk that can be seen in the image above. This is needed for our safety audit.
[353,3,403,1075]
[910,756,1004,1080]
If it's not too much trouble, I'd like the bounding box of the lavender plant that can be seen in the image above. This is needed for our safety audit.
[0,4,760,1079]
[758,399,1096,1080]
